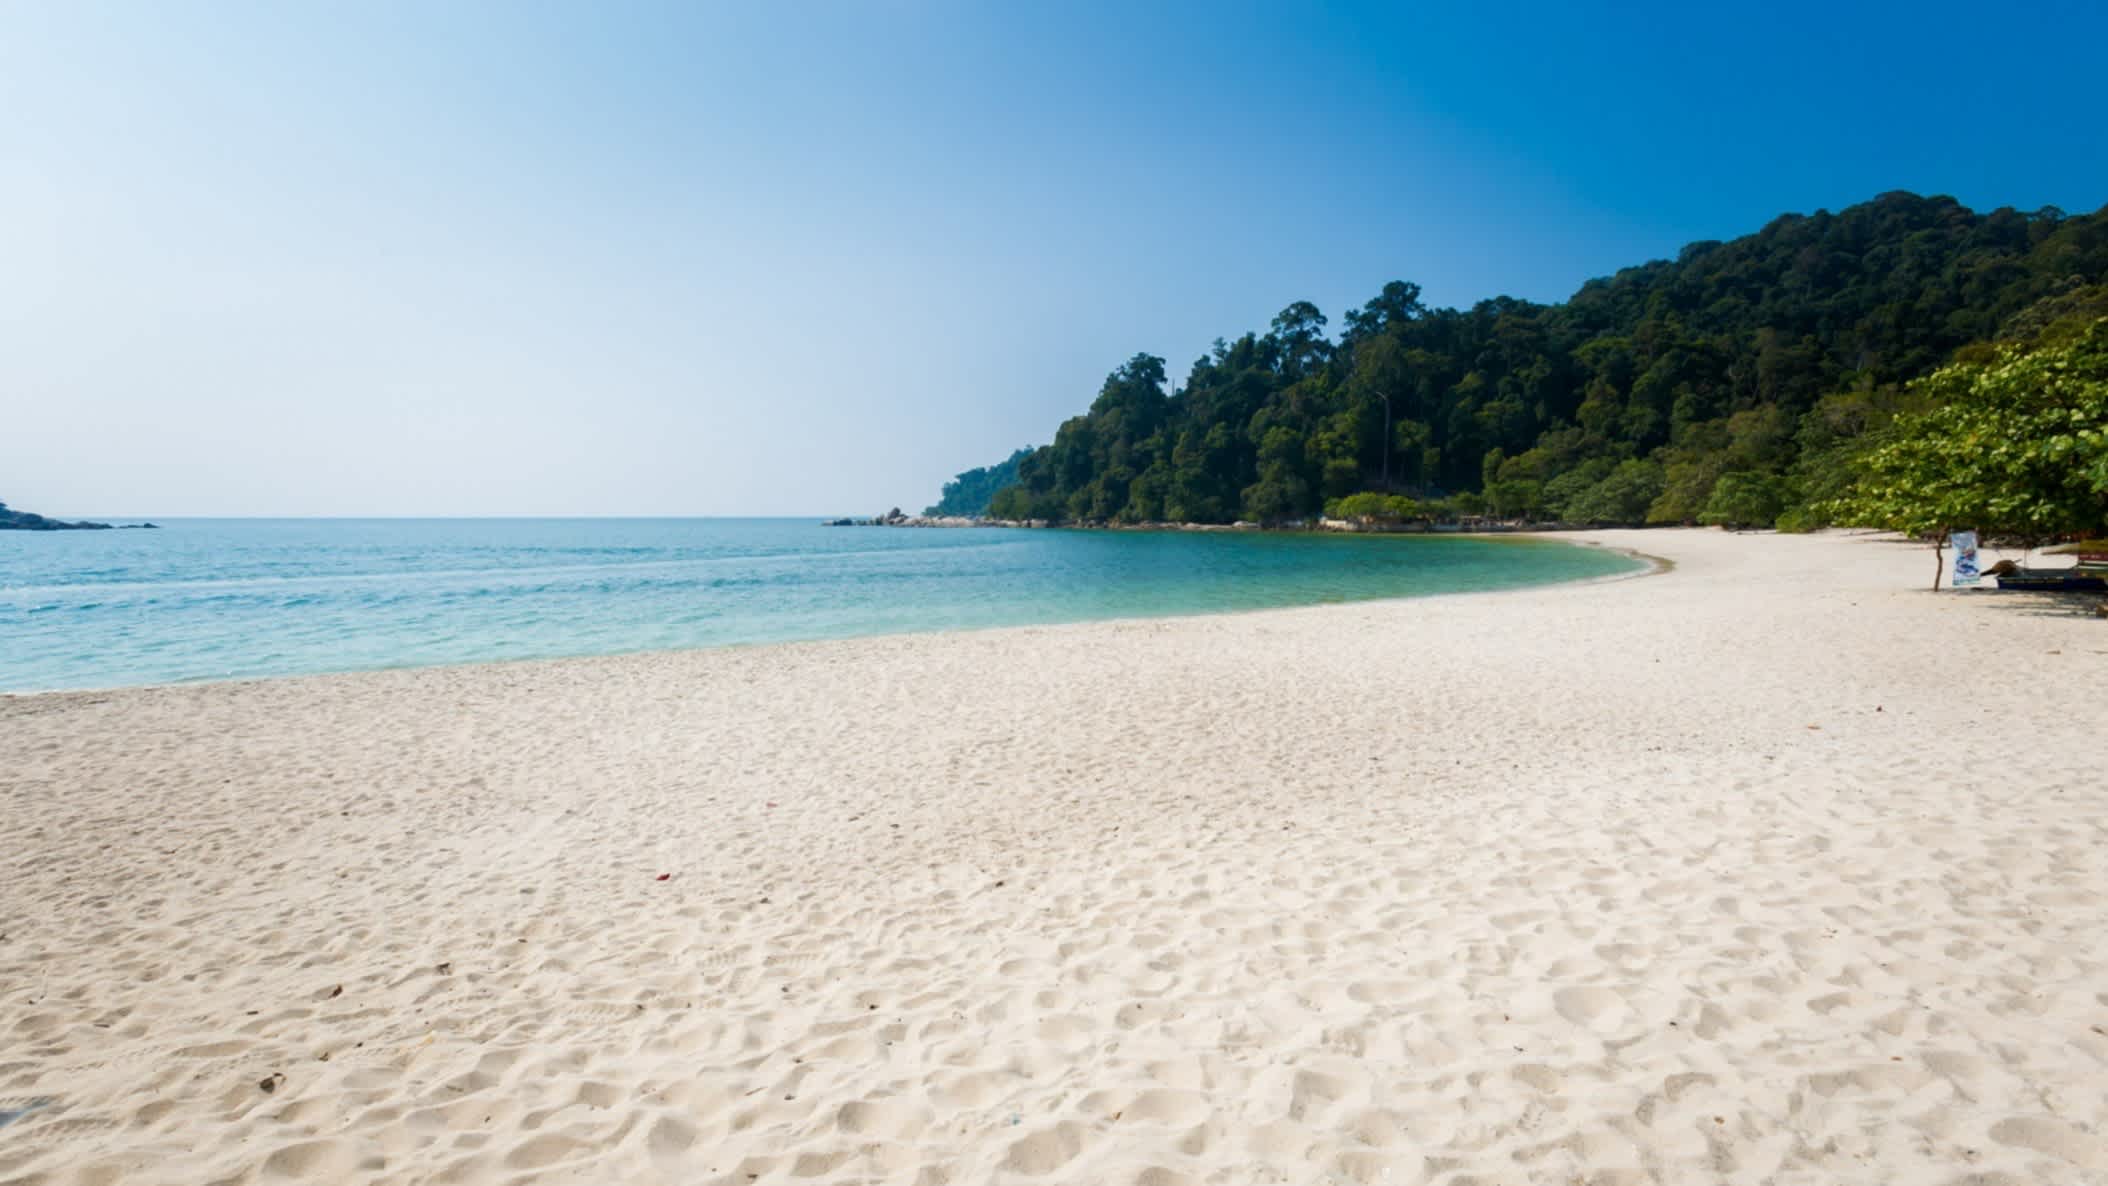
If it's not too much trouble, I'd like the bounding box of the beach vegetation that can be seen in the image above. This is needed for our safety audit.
[1699,472,1787,531]
[1827,314,2108,582]
[1558,459,1666,525]
[1325,492,1424,523]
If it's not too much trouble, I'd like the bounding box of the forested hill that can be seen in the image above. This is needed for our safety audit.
[977,192,2108,528]
[925,447,1034,517]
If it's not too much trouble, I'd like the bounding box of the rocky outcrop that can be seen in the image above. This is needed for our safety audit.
[0,500,114,531]
[824,508,1015,528]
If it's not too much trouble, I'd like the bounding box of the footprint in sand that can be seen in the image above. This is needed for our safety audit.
[503,1132,593,1171]
[787,1148,855,1178]
[172,1036,252,1061]
[1553,985,1628,1030]
[1286,1069,1352,1124]
[260,1137,358,1180]
[1002,1121,1087,1175]
[1122,1088,1210,1127]
[645,1113,698,1163]
[832,1096,928,1140]
[1333,1149,1424,1185]
[1990,1116,2108,1168]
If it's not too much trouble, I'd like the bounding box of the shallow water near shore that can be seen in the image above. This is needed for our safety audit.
[0,518,1639,691]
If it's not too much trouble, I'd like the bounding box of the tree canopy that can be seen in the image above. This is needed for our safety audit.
[1828,315,2108,543]
[967,193,2108,528]
[926,448,1035,517]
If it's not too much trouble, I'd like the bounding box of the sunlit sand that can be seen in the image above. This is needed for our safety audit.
[4,529,2103,1185]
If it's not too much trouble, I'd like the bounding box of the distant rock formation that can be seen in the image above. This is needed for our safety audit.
[822,507,1010,528]
[0,499,115,531]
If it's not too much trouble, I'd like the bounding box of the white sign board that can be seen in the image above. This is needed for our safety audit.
[1951,530,1981,587]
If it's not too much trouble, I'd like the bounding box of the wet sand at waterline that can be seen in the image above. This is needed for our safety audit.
[3,528,2104,1185]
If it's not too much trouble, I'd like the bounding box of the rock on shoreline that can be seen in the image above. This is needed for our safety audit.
[824,508,1039,529]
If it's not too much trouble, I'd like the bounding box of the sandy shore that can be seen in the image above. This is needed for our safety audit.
[3,529,2104,1186]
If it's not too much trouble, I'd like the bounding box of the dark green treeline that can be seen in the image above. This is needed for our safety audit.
[960,192,2106,528]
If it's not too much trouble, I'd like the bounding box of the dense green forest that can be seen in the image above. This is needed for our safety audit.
[925,448,1033,517]
[970,192,2107,530]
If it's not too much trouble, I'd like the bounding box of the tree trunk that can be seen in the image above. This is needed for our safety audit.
[1932,530,1946,591]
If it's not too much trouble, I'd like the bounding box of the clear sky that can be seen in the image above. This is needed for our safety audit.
[4,1,2105,517]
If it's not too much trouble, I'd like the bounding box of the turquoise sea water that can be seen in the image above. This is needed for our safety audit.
[0,519,1639,693]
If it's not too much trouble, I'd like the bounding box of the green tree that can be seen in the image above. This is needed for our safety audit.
[1698,472,1785,530]
[1486,479,1547,520]
[926,448,1036,517]
[1562,460,1667,525]
[1325,492,1423,523]
[1830,317,2108,584]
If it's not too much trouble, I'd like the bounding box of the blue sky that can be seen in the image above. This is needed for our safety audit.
[4,1,2104,516]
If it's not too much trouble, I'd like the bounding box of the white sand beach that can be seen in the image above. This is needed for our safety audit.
[2,528,2105,1186]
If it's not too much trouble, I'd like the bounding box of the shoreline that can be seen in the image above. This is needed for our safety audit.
[838,511,1676,536]
[0,531,1648,702]
[1523,532,1677,580]
[4,527,2103,1186]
